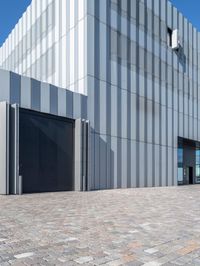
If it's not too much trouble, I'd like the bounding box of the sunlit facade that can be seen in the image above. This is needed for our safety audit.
[0,0,200,193]
[0,0,87,94]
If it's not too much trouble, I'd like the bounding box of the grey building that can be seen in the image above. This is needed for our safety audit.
[0,0,199,194]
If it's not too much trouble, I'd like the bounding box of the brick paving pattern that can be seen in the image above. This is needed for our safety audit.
[0,186,200,265]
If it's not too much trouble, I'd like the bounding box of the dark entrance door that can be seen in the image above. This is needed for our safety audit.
[189,167,193,184]
[19,108,74,193]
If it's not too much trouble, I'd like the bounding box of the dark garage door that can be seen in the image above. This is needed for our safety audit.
[19,108,74,193]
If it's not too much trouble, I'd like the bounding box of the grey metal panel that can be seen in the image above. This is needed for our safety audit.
[173,148,178,186]
[147,100,153,143]
[168,147,173,186]
[110,136,118,188]
[154,103,160,145]
[117,137,122,188]
[74,119,82,191]
[161,105,166,146]
[121,90,127,139]
[184,114,189,139]
[131,140,137,187]
[127,138,131,188]
[173,110,178,148]
[106,135,111,189]
[94,133,100,189]
[57,88,67,117]
[0,69,10,102]
[81,95,87,119]
[110,85,117,137]
[189,115,193,140]
[139,96,145,142]
[10,72,21,105]
[9,104,19,195]
[89,132,95,189]
[99,80,107,135]
[87,78,95,131]
[50,84,58,115]
[121,138,127,188]
[94,78,100,134]
[40,82,50,113]
[147,143,153,187]
[139,141,145,187]
[21,76,31,109]
[179,112,184,137]
[154,145,160,187]
[31,78,41,111]
[130,93,137,141]
[99,134,107,189]
[161,146,167,186]
[66,89,73,118]
[0,102,9,195]
[167,108,173,147]
[73,92,81,119]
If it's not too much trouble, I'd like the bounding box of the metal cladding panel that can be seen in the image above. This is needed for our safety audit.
[58,88,67,117]
[0,0,87,95]
[50,85,58,115]
[40,82,50,113]
[99,134,107,189]
[31,79,41,111]
[10,72,21,105]
[0,102,9,194]
[0,69,10,102]
[21,76,31,109]
[84,0,200,189]
[94,133,100,189]
[9,104,19,195]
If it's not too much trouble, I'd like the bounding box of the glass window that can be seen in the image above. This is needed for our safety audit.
[178,148,183,164]
[196,149,200,182]
[178,167,183,182]
[178,148,183,184]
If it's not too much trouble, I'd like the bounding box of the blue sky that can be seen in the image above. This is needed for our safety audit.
[170,0,200,30]
[0,1,199,47]
[0,0,31,46]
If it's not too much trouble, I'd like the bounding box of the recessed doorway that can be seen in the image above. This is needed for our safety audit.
[188,167,193,185]
[19,108,75,193]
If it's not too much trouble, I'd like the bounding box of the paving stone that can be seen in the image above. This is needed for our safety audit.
[74,256,93,264]
[0,187,200,265]
[144,248,159,254]
[142,262,162,266]
[14,252,34,259]
[105,259,123,266]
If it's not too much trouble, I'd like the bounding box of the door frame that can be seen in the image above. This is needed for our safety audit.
[9,105,90,194]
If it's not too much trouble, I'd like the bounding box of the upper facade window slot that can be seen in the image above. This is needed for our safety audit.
[167,28,182,51]
[167,27,173,47]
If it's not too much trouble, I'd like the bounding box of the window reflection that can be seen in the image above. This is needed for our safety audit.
[178,148,183,184]
[196,149,200,183]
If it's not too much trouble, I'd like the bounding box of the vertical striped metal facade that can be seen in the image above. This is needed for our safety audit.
[0,0,200,190]
[0,0,87,94]
[87,0,200,189]
[0,69,87,120]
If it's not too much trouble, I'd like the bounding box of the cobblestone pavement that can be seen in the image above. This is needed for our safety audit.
[1,186,200,265]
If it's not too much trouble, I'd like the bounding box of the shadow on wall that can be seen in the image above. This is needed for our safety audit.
[90,131,140,190]
[90,132,115,190]
[175,46,186,73]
